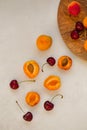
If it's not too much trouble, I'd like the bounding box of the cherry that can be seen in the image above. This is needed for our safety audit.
[71,30,79,39]
[16,101,33,122]
[44,101,54,111]
[23,112,33,122]
[47,57,56,66]
[10,80,19,89]
[75,21,84,32]
[41,57,56,72]
[9,79,35,90]
[44,94,63,111]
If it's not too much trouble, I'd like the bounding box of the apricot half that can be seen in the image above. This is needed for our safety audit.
[25,91,40,106]
[68,1,80,16]
[23,60,39,78]
[57,56,72,70]
[44,75,61,90]
[36,35,52,51]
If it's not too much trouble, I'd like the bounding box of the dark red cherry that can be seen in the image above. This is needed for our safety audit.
[44,94,63,111]
[10,80,19,89]
[41,57,56,72]
[9,79,35,89]
[16,101,33,122]
[47,57,56,66]
[71,30,79,39]
[23,112,33,122]
[75,21,84,32]
[44,101,54,111]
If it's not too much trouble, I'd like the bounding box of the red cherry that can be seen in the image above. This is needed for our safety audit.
[44,101,54,111]
[47,57,56,66]
[23,112,33,122]
[41,57,56,72]
[9,79,35,90]
[75,21,84,32]
[71,30,79,39]
[16,101,33,122]
[44,94,63,111]
[10,80,19,89]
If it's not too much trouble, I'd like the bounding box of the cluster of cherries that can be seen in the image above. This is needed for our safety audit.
[9,56,63,122]
[71,21,84,39]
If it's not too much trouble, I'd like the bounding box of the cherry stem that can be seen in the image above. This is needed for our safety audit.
[18,79,36,84]
[51,94,63,102]
[41,63,48,72]
[16,100,25,113]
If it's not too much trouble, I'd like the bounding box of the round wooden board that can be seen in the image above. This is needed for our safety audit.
[57,0,87,60]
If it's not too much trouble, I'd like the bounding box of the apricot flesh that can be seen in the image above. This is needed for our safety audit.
[25,91,40,106]
[44,75,61,90]
[57,56,72,70]
[23,60,39,78]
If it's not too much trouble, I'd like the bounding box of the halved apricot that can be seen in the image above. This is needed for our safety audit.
[44,75,61,90]
[36,35,52,51]
[57,56,72,70]
[23,60,40,78]
[25,91,40,106]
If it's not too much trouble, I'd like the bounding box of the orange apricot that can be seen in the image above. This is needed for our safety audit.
[83,17,87,28]
[44,75,61,90]
[83,40,87,51]
[25,91,40,106]
[57,56,72,70]
[36,35,52,51]
[23,60,39,78]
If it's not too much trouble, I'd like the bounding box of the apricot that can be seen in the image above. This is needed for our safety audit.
[44,75,61,90]
[57,56,72,70]
[68,1,80,16]
[36,35,52,51]
[83,17,87,28]
[23,60,39,78]
[83,40,87,51]
[25,91,40,106]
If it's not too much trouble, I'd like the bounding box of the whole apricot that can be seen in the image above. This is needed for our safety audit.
[83,17,87,28]
[36,35,52,51]
[83,40,87,51]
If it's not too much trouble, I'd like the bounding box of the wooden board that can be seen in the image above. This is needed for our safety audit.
[57,0,87,60]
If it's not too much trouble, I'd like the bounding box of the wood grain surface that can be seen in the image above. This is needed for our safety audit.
[57,0,87,60]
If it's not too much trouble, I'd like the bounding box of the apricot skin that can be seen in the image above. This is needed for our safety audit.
[36,35,52,51]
